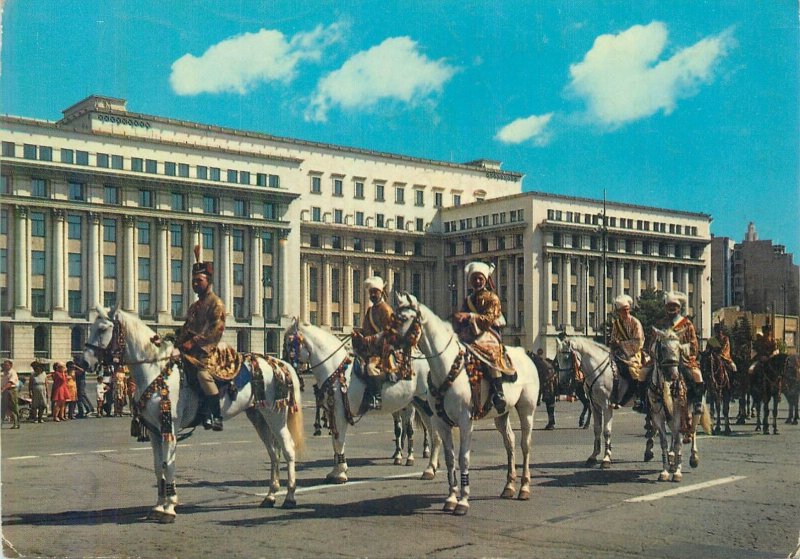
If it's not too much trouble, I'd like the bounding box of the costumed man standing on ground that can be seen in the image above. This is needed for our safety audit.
[705,323,737,374]
[609,295,645,412]
[749,324,778,375]
[452,262,512,414]
[651,291,704,414]
[1,360,20,429]
[175,246,226,431]
[351,276,395,411]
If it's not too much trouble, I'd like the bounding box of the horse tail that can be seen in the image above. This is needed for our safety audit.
[288,404,305,459]
[699,404,712,435]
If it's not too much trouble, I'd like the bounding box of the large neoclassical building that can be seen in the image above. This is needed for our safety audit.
[0,95,711,363]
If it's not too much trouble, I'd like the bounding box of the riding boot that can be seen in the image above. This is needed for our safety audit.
[692,383,704,415]
[632,380,647,414]
[209,397,223,432]
[491,377,507,415]
[367,377,382,411]
[200,397,213,430]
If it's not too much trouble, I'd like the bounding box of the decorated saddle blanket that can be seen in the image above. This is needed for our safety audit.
[467,341,516,378]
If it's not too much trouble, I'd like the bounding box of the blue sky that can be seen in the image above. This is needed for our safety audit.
[2,1,798,255]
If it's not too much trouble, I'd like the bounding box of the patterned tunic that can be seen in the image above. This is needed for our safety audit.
[653,314,702,382]
[353,300,396,377]
[175,289,226,369]
[610,315,644,380]
[454,288,511,377]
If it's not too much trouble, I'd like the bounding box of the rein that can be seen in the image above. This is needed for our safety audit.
[315,354,361,439]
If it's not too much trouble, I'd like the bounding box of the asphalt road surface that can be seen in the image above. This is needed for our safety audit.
[2,395,799,559]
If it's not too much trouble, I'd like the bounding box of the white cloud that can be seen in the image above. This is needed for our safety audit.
[567,21,734,127]
[496,113,554,145]
[305,36,458,122]
[170,23,344,96]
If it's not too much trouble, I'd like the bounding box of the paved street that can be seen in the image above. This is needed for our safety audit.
[2,395,799,559]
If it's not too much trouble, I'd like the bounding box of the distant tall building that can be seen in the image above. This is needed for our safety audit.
[711,236,735,310]
[726,222,800,316]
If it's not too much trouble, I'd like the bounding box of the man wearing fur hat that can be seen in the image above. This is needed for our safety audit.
[651,291,704,413]
[2,360,20,429]
[351,276,395,410]
[453,261,511,414]
[175,247,226,431]
[704,323,737,374]
[609,295,645,412]
[749,323,779,375]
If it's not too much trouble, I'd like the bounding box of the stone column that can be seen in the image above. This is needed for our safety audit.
[343,258,353,328]
[615,260,624,297]
[219,225,232,315]
[13,207,30,317]
[544,254,553,326]
[123,216,136,312]
[649,264,657,292]
[562,256,572,328]
[575,258,585,332]
[250,229,263,320]
[278,229,290,319]
[509,257,518,328]
[321,257,331,327]
[87,212,101,315]
[187,222,202,311]
[666,266,674,293]
[51,209,66,313]
[156,219,170,321]
[300,259,309,322]
[632,262,642,301]
[681,267,690,295]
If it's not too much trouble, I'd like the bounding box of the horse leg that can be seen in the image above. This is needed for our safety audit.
[453,416,473,516]
[644,411,655,462]
[654,415,670,481]
[545,397,555,430]
[689,407,702,468]
[494,414,516,499]
[761,401,770,435]
[159,436,178,522]
[422,420,431,458]
[147,435,168,519]
[265,411,299,509]
[326,406,349,483]
[417,409,440,480]
[586,404,602,466]
[772,397,779,435]
[246,408,281,508]
[516,396,536,501]
[723,395,732,435]
[392,411,404,465]
[404,409,416,466]
[436,419,459,512]
[601,411,613,468]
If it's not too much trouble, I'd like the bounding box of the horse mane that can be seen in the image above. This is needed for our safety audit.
[114,309,171,362]
[571,336,610,354]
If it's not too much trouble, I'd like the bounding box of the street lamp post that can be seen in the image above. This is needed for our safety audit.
[596,191,608,344]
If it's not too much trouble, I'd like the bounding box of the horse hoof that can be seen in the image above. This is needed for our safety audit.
[582,423,590,430]
[658,472,670,482]
[393,457,403,465]
[545,422,555,431]
[405,457,415,467]
[453,504,469,516]
[600,460,611,469]
[325,474,348,484]
[644,450,654,462]
[736,418,746,425]
[712,427,720,436]
[724,427,732,436]
[423,449,431,459]
[420,470,435,480]
[762,430,770,436]
[260,497,276,508]
[500,487,515,499]
[690,455,699,468]
[517,488,531,501]
[443,501,457,512]
[147,510,163,521]
[672,473,683,483]
[313,429,322,436]
[772,429,779,435]
[281,499,297,509]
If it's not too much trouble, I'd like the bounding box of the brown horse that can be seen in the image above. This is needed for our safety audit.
[783,355,800,425]
[750,353,790,434]
[701,351,734,435]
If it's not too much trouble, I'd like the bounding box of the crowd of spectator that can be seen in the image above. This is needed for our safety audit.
[1,359,136,428]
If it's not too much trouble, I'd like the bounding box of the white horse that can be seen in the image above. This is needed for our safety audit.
[283,320,441,483]
[647,328,711,482]
[554,335,636,468]
[393,292,539,516]
[82,306,305,521]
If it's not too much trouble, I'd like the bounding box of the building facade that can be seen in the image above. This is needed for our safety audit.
[1,95,712,364]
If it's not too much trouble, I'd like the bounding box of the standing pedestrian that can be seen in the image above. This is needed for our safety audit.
[1,360,20,429]
[95,374,108,418]
[51,362,70,422]
[66,366,78,419]
[29,360,49,423]
[72,361,94,418]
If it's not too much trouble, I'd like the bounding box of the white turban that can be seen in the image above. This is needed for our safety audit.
[614,295,633,310]
[664,291,686,307]
[464,261,493,280]
[364,276,385,292]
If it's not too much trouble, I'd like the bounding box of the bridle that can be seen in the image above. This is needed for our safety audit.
[394,303,455,361]
[283,325,351,372]
[85,317,127,370]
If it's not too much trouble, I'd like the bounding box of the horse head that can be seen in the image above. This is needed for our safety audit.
[554,335,578,376]
[282,319,312,373]
[651,327,682,380]
[83,305,122,372]
[390,291,423,351]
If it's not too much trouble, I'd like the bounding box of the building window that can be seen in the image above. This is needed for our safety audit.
[103,291,117,308]
[103,255,116,279]
[263,202,276,220]
[210,167,220,181]
[309,267,318,302]
[138,293,151,316]
[353,238,363,251]
[354,181,364,199]
[68,181,85,201]
[111,155,124,169]
[171,295,183,318]
[415,190,424,207]
[268,174,280,188]
[239,171,250,185]
[170,223,183,247]
[23,144,37,159]
[374,239,383,253]
[453,194,461,206]
[203,195,218,214]
[32,290,47,316]
[131,157,143,172]
[262,231,273,253]
[31,178,48,198]
[139,189,154,208]
[40,146,53,160]
[262,265,273,288]
[171,259,182,283]
[137,221,151,245]
[395,186,405,204]
[434,192,443,208]
[232,229,244,251]
[352,269,361,304]
[197,166,208,180]
[355,211,364,226]
[67,215,82,239]
[311,176,321,193]
[2,142,15,157]
[227,169,238,183]
[104,185,119,205]
[414,241,423,256]
[396,216,405,230]
[103,219,117,242]
[171,192,186,211]
[31,212,46,237]
[233,263,244,285]
[334,209,343,224]
[233,199,247,217]
[332,235,342,249]
[74,150,88,165]
[165,162,176,176]
[32,250,46,275]
[138,257,151,281]
[233,297,245,318]
[257,173,267,187]
[178,163,190,177]
[331,268,341,303]
[0,248,6,274]
[394,240,404,254]
[202,227,214,249]
[376,214,385,228]
[311,207,322,222]
[375,184,385,202]
[68,253,82,277]
[333,178,343,196]
[61,148,74,164]
[310,234,320,248]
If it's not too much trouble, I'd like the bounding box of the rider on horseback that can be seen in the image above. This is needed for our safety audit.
[650,291,704,414]
[175,247,226,431]
[748,324,779,376]
[351,276,395,411]
[608,295,646,412]
[704,323,737,373]
[452,262,512,415]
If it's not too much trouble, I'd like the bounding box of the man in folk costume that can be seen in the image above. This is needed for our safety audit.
[651,291,704,413]
[351,276,395,411]
[452,262,512,414]
[704,323,737,374]
[608,295,646,412]
[175,246,226,431]
[748,323,779,375]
